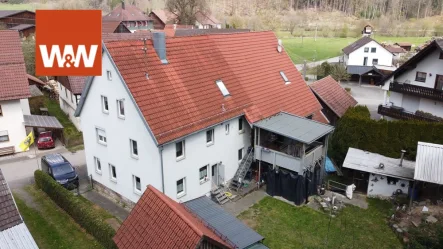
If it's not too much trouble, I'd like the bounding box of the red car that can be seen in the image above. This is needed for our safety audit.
[37,131,55,150]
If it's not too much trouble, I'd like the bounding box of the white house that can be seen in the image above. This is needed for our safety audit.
[343,37,393,67]
[0,30,31,155]
[55,76,86,131]
[75,31,333,206]
[379,39,443,121]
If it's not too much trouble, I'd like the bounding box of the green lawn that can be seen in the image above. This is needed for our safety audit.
[14,186,104,249]
[238,196,402,249]
[0,3,35,10]
[281,36,430,64]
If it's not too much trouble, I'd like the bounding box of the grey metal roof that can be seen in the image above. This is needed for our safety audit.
[254,112,334,144]
[343,148,415,180]
[29,85,43,97]
[245,243,270,249]
[342,36,374,55]
[184,197,264,249]
[0,223,39,249]
[415,142,443,184]
[23,115,63,129]
[346,65,381,75]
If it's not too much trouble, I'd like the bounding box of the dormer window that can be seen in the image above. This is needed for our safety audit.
[280,71,290,84]
[215,80,230,97]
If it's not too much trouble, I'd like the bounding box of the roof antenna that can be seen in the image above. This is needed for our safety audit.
[141,38,149,79]
[222,104,226,112]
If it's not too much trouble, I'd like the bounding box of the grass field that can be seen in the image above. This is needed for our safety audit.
[0,3,35,10]
[14,186,104,249]
[239,196,402,249]
[281,36,430,64]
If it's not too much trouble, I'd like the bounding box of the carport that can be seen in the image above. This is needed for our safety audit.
[347,65,384,86]
[23,115,65,144]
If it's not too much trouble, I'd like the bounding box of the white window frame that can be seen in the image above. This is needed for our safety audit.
[176,177,186,198]
[133,175,142,194]
[238,147,244,163]
[280,71,291,84]
[176,140,185,161]
[130,139,138,159]
[225,123,230,135]
[96,128,107,145]
[238,117,244,134]
[371,47,376,53]
[364,47,369,53]
[215,80,230,97]
[199,165,209,184]
[101,95,109,114]
[107,70,112,81]
[0,130,9,142]
[109,164,117,182]
[94,157,102,174]
[206,129,214,146]
[117,99,125,119]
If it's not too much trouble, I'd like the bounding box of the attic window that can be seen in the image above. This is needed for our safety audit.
[280,71,290,84]
[215,80,230,97]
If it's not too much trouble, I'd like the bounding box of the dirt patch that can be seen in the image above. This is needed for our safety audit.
[105,218,121,231]
[241,218,258,229]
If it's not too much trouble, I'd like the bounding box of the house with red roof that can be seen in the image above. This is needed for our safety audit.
[74,31,334,206]
[103,1,153,33]
[149,9,222,30]
[310,76,358,125]
[0,10,35,38]
[0,30,31,154]
[55,76,87,131]
[114,185,268,249]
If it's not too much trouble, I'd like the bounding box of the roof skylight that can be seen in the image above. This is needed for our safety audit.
[216,80,230,97]
[280,71,290,84]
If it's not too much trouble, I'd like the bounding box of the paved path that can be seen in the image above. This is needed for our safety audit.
[295,56,341,70]
[339,81,384,120]
[83,191,129,221]
[223,190,268,216]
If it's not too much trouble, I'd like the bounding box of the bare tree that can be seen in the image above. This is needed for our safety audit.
[166,0,209,25]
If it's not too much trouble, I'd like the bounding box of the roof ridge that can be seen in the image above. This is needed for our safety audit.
[146,185,205,237]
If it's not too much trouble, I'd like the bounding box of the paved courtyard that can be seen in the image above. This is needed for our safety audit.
[340,81,384,120]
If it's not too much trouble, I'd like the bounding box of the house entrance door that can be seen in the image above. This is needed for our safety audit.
[211,164,218,187]
[363,57,368,66]
[435,75,443,90]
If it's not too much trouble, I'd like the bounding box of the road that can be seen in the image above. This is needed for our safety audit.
[0,149,87,190]
[295,56,341,71]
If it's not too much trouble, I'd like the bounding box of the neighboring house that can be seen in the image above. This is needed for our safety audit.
[74,31,333,206]
[361,24,373,37]
[102,2,153,32]
[0,30,31,154]
[149,9,222,30]
[343,148,414,198]
[174,28,250,37]
[379,39,443,121]
[309,76,358,126]
[8,24,35,38]
[0,10,35,28]
[55,76,86,131]
[394,42,412,52]
[384,44,407,61]
[0,169,39,249]
[342,37,394,84]
[102,20,131,33]
[113,185,268,249]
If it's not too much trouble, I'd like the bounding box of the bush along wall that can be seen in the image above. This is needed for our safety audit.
[328,106,443,166]
[34,170,117,249]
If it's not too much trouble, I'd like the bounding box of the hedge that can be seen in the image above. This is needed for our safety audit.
[34,170,117,249]
[328,106,443,166]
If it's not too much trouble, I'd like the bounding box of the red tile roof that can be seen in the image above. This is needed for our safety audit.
[104,31,323,144]
[383,44,406,53]
[310,76,358,118]
[67,76,87,94]
[102,21,130,33]
[102,32,152,42]
[150,9,177,25]
[113,185,232,249]
[0,30,30,101]
[103,3,151,22]
[27,74,45,86]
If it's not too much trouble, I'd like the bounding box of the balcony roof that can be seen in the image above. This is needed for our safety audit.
[254,112,334,144]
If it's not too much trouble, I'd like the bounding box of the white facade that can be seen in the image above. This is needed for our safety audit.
[79,51,251,204]
[346,40,393,67]
[0,99,29,152]
[367,173,410,198]
[382,49,443,118]
[58,83,82,131]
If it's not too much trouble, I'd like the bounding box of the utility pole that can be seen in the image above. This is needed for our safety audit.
[315,24,318,42]
[303,60,307,80]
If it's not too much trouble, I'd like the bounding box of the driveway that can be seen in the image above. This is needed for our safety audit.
[339,81,384,120]
[295,56,341,70]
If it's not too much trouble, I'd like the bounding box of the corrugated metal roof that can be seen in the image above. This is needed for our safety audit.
[343,148,415,180]
[254,112,334,144]
[23,115,63,129]
[0,224,39,249]
[184,196,264,249]
[346,65,379,75]
[415,142,443,184]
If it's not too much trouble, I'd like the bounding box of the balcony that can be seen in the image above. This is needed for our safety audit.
[390,82,443,102]
[378,105,441,122]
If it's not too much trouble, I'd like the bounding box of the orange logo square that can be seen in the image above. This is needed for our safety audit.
[36,10,102,76]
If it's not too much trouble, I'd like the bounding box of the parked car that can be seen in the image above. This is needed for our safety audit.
[37,131,55,150]
[41,154,79,189]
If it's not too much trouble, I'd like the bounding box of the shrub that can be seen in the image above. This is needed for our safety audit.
[408,221,443,248]
[34,170,117,249]
[328,106,443,166]
[345,87,351,92]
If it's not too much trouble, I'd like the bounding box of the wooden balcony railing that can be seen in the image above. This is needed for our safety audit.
[378,105,441,122]
[390,82,443,102]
